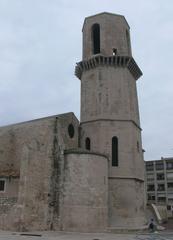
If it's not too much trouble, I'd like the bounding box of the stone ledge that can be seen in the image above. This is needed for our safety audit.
[108,176,144,182]
[75,55,142,80]
[80,118,142,131]
[64,148,108,160]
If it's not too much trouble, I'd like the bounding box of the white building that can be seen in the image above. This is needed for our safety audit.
[145,158,173,215]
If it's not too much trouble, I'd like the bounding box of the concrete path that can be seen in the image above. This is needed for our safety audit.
[0,231,173,240]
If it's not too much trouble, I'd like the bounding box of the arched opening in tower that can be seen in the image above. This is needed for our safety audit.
[126,30,131,55]
[85,137,91,150]
[92,23,100,54]
[112,136,118,166]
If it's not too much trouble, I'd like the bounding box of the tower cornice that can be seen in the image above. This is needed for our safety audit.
[75,55,142,80]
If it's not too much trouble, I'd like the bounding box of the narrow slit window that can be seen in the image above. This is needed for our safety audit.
[112,136,118,166]
[112,48,117,55]
[92,24,100,54]
[85,137,91,150]
[0,180,5,192]
[137,141,140,152]
[68,124,75,138]
[126,30,131,55]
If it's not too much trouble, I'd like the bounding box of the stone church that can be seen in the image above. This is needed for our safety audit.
[0,12,146,231]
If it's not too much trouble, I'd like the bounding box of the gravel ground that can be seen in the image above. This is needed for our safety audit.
[0,231,172,240]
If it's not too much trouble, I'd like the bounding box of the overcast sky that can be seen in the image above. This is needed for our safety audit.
[0,0,173,160]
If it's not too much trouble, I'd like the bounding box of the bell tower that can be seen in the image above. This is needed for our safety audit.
[82,12,132,60]
[75,12,146,228]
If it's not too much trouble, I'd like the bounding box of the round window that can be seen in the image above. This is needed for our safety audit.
[68,124,75,138]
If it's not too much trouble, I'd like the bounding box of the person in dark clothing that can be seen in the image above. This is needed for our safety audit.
[148,218,155,232]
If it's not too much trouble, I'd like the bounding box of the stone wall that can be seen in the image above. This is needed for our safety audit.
[80,67,140,126]
[61,151,108,232]
[0,112,79,231]
[0,125,21,176]
[108,178,146,228]
[80,120,144,180]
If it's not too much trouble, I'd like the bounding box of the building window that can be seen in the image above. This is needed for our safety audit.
[167,205,171,210]
[148,194,155,201]
[167,173,173,179]
[158,196,166,203]
[112,136,118,166]
[157,173,164,180]
[146,162,154,171]
[85,137,91,150]
[157,184,165,191]
[168,197,173,201]
[0,180,5,192]
[167,162,173,170]
[92,23,100,54]
[147,184,155,191]
[147,173,154,181]
[167,182,173,189]
[68,124,75,138]
[156,162,164,170]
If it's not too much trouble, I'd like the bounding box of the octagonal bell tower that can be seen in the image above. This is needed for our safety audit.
[75,12,146,228]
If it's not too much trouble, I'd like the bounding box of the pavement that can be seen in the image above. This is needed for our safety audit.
[0,231,173,240]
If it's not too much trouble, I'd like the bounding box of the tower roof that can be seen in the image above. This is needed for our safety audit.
[82,12,130,31]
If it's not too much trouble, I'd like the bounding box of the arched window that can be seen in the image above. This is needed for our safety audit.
[92,24,100,54]
[112,136,118,166]
[85,137,91,150]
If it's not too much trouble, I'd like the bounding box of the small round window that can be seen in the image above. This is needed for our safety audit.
[68,124,75,138]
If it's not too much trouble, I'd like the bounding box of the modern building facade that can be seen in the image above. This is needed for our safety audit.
[0,12,146,231]
[145,158,173,214]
